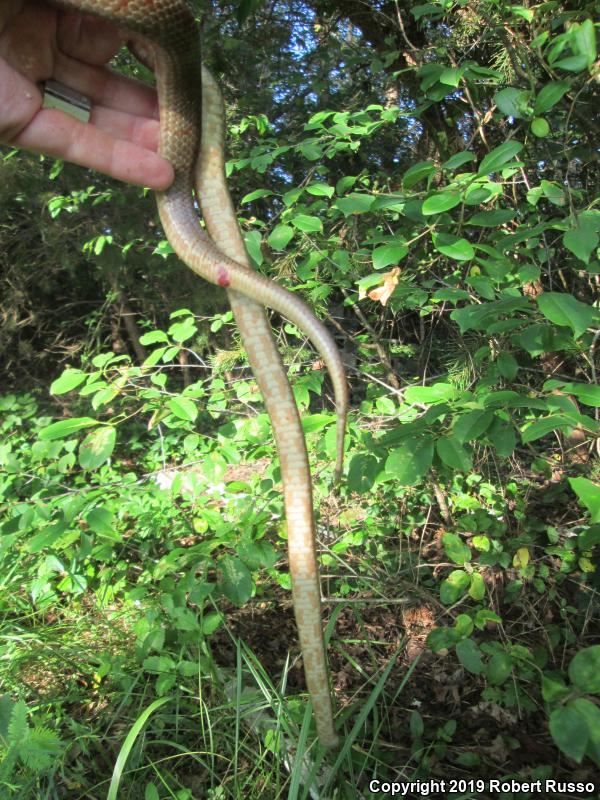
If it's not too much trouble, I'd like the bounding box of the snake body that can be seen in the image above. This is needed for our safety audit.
[48,0,346,747]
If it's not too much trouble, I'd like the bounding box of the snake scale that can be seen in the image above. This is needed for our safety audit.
[46,0,348,747]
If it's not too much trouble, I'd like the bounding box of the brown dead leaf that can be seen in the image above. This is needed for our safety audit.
[368,267,400,306]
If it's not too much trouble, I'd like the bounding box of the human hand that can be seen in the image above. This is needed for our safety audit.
[0,0,173,189]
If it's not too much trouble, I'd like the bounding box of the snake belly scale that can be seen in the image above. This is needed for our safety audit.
[46,0,348,747]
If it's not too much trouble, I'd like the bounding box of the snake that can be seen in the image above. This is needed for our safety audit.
[44,0,348,747]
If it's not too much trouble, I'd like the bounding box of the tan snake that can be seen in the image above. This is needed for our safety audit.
[45,0,348,747]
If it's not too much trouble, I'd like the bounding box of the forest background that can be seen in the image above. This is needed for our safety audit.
[1,0,600,797]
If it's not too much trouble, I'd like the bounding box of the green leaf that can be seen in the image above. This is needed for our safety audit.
[168,397,198,423]
[475,609,502,629]
[385,437,434,485]
[443,533,471,564]
[335,175,357,195]
[496,352,519,380]
[439,570,471,604]
[143,346,168,367]
[298,140,323,161]
[510,5,533,21]
[145,784,160,800]
[331,250,351,273]
[436,436,473,471]
[372,243,408,270]
[578,525,600,549]
[432,288,470,302]
[454,614,474,637]
[546,382,600,407]
[534,80,570,113]
[405,383,457,403]
[512,322,554,356]
[50,369,87,395]
[238,540,277,570]
[549,706,589,763]
[139,330,169,345]
[521,415,572,443]
[486,653,513,685]
[513,547,530,569]
[541,179,565,206]
[494,88,531,119]
[570,698,600,766]
[573,19,597,67]
[478,141,523,175]
[467,209,515,226]
[542,673,570,702]
[86,506,117,538]
[301,413,333,433]
[440,67,463,86]
[422,191,461,216]
[403,160,436,188]
[290,214,323,232]
[334,194,375,215]
[153,239,173,258]
[537,292,594,338]
[305,183,334,198]
[240,188,274,204]
[347,454,379,494]
[465,182,502,205]
[177,660,200,678]
[531,117,550,138]
[202,612,223,635]
[168,317,197,343]
[468,275,495,300]
[38,417,100,441]
[472,535,490,552]
[553,54,589,72]
[79,425,116,470]
[569,477,600,523]
[569,646,600,694]
[268,224,294,251]
[283,187,303,206]
[456,638,484,674]
[453,410,494,443]
[469,572,485,601]
[427,626,460,651]
[443,151,475,170]
[244,230,263,267]
[171,608,199,632]
[456,752,480,767]
[410,710,424,739]
[432,233,474,261]
[25,522,66,553]
[220,556,253,606]
[563,219,599,264]
[482,390,524,409]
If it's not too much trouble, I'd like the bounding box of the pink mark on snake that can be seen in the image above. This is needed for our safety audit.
[217,266,230,287]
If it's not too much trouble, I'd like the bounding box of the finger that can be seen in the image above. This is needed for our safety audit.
[54,50,159,120]
[0,1,55,80]
[56,9,125,66]
[14,106,173,189]
[0,55,42,142]
[91,103,160,153]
